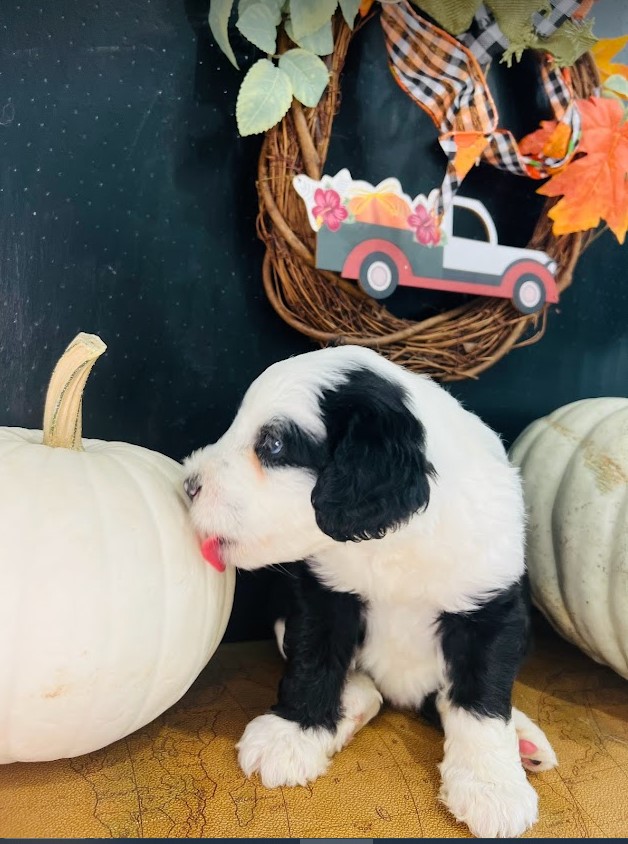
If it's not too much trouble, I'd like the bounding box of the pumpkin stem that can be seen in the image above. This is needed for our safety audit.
[42,333,107,450]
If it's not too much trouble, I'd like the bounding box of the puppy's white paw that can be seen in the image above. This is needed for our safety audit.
[236,672,382,789]
[333,671,383,750]
[512,706,558,772]
[440,762,538,839]
[236,713,330,788]
[439,708,539,838]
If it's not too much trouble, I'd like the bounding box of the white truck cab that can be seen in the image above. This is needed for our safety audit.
[442,197,558,311]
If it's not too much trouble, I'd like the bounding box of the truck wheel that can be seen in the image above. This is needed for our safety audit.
[359,253,399,300]
[512,274,546,314]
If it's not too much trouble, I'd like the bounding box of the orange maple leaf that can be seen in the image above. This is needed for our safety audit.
[451,132,490,179]
[537,97,628,244]
[519,120,571,160]
[590,35,628,86]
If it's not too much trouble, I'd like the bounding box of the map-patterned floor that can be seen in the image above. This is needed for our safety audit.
[2,618,627,838]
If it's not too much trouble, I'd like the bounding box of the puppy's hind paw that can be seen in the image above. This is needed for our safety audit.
[512,706,558,773]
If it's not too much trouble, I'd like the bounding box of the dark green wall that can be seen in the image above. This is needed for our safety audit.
[1,1,626,641]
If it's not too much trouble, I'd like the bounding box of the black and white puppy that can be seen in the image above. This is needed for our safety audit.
[183,345,557,839]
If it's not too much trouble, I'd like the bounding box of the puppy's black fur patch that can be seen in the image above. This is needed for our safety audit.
[418,691,441,729]
[438,575,531,720]
[272,565,364,731]
[254,421,327,472]
[272,573,531,733]
[312,367,435,542]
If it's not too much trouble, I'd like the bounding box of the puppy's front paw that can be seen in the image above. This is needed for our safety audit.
[236,713,331,788]
[439,760,538,838]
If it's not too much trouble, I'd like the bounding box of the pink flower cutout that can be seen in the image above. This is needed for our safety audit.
[408,204,440,245]
[312,188,348,232]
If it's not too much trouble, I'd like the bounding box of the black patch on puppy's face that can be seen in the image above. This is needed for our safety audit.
[254,421,328,473]
[311,366,435,542]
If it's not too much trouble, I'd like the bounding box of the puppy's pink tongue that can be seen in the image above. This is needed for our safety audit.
[200,537,226,572]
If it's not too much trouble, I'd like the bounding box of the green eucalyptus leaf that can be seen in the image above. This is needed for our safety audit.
[236,3,279,53]
[290,0,337,40]
[604,73,628,100]
[209,0,238,69]
[239,0,282,17]
[236,58,293,135]
[285,17,334,55]
[338,0,361,28]
[279,48,330,107]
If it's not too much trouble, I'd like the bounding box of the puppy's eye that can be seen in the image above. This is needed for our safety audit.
[266,436,283,456]
[257,430,284,461]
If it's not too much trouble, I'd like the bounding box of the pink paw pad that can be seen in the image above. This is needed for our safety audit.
[519,738,541,768]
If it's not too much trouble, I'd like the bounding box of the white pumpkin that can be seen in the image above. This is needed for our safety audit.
[0,334,235,763]
[510,398,628,680]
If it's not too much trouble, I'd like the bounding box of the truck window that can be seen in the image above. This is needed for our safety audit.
[452,206,489,242]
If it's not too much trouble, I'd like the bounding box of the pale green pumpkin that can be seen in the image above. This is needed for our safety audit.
[0,334,235,763]
[510,398,628,680]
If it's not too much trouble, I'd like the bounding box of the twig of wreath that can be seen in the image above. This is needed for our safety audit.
[255,11,600,381]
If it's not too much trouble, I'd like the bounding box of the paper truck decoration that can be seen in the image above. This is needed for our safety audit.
[293,169,558,315]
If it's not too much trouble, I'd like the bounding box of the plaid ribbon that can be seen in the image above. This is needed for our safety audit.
[459,1,586,66]
[533,0,584,37]
[458,3,510,67]
[380,0,583,216]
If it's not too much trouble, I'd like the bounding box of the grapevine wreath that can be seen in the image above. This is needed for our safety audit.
[215,1,617,380]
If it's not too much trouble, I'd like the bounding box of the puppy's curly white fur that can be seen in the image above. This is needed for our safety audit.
[184,345,557,838]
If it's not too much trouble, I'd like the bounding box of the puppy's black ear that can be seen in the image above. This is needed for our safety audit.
[311,370,435,542]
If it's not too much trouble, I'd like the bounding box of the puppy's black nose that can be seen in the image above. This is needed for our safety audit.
[184,474,202,501]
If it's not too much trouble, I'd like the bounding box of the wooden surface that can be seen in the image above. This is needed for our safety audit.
[1,618,627,838]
